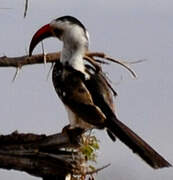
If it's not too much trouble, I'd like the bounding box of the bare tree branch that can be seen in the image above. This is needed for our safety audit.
[0,51,137,78]
[0,129,84,179]
[0,52,60,68]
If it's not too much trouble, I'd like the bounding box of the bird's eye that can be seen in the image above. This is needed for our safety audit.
[53,28,63,38]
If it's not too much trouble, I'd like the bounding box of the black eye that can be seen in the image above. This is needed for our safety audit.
[54,28,63,38]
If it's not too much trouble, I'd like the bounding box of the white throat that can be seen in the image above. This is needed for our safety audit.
[60,44,86,73]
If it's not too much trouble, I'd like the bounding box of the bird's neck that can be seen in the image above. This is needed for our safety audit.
[60,41,87,74]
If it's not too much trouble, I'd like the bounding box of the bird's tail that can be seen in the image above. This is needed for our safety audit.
[106,113,171,169]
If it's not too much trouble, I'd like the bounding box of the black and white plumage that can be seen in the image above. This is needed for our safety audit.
[29,15,171,169]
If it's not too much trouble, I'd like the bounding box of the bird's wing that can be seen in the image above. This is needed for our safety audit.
[84,65,116,112]
[52,62,106,127]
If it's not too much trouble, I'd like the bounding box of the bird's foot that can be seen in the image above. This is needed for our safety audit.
[62,125,85,146]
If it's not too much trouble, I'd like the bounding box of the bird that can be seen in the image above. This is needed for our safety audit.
[29,15,171,169]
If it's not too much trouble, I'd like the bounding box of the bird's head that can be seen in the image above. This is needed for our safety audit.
[29,16,89,56]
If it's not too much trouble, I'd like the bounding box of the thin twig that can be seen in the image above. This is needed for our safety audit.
[47,63,55,80]
[125,59,147,64]
[12,67,21,82]
[41,41,47,66]
[24,0,29,18]
[86,52,137,78]
[105,56,137,78]
[84,56,102,72]
[85,164,111,175]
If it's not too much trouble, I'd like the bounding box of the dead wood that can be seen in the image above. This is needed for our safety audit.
[0,129,84,180]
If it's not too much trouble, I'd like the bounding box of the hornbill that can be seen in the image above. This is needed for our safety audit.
[29,15,171,169]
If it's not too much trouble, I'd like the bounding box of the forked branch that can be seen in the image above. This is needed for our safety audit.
[0,51,137,78]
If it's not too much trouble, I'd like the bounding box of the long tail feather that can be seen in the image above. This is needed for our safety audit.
[106,115,171,169]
